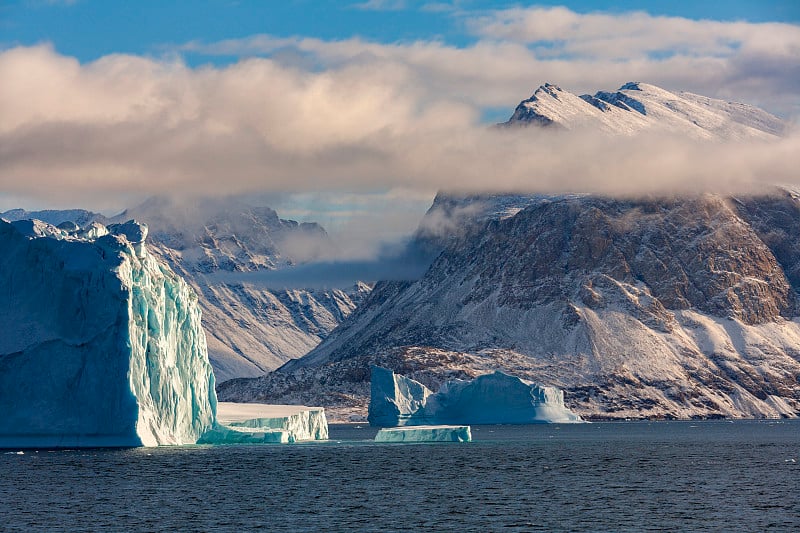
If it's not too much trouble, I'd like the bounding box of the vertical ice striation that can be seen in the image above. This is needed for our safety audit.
[0,219,216,448]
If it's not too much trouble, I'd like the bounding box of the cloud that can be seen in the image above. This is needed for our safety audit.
[0,42,799,213]
[177,7,800,117]
[209,240,434,288]
[1,5,798,215]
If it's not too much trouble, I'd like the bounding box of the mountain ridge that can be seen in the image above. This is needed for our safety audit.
[502,81,786,140]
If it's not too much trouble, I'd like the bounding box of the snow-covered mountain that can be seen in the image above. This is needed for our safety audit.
[502,82,786,140]
[220,190,800,420]
[114,196,329,273]
[218,83,799,420]
[2,198,372,382]
[0,208,108,228]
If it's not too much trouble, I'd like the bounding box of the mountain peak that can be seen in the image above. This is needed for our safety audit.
[619,81,642,91]
[539,82,563,92]
[503,82,785,140]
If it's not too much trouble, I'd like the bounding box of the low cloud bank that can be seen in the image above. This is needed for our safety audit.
[1,6,797,209]
[209,238,436,288]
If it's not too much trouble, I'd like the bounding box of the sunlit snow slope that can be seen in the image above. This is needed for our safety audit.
[503,82,786,139]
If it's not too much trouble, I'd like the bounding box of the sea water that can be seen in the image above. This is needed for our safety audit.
[1,421,798,532]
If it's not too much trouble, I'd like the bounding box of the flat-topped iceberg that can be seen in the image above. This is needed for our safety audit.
[200,403,329,444]
[0,218,216,448]
[368,366,582,427]
[375,425,472,443]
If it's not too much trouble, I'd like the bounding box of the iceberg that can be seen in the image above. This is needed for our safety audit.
[0,218,216,448]
[368,366,582,427]
[199,403,329,444]
[375,425,472,443]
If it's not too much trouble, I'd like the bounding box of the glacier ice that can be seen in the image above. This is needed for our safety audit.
[368,366,582,427]
[375,425,471,443]
[0,218,216,447]
[199,403,329,444]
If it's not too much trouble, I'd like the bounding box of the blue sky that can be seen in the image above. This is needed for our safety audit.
[1,1,799,253]
[3,1,798,64]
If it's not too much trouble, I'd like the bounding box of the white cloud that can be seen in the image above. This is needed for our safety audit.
[1,7,798,213]
[178,7,800,117]
[1,42,797,210]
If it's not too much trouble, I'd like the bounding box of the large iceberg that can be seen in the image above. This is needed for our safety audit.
[0,218,216,447]
[368,366,582,427]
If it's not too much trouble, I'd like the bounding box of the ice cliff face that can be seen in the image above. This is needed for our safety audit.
[201,403,329,444]
[502,82,786,140]
[0,218,216,447]
[368,367,580,426]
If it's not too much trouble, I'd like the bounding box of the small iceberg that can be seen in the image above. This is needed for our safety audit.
[368,366,582,427]
[199,403,329,444]
[375,425,472,443]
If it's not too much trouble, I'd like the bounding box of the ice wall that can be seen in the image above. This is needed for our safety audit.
[368,366,581,427]
[0,219,216,447]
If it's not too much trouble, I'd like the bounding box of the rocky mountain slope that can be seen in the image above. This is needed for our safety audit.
[218,83,799,420]
[220,191,800,420]
[2,199,371,382]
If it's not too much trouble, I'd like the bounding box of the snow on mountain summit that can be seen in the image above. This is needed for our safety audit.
[504,82,786,140]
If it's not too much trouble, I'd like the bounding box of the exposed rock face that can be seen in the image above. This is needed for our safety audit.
[220,191,800,420]
[214,83,798,418]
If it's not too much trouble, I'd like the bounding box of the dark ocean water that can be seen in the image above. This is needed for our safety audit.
[1,421,798,532]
